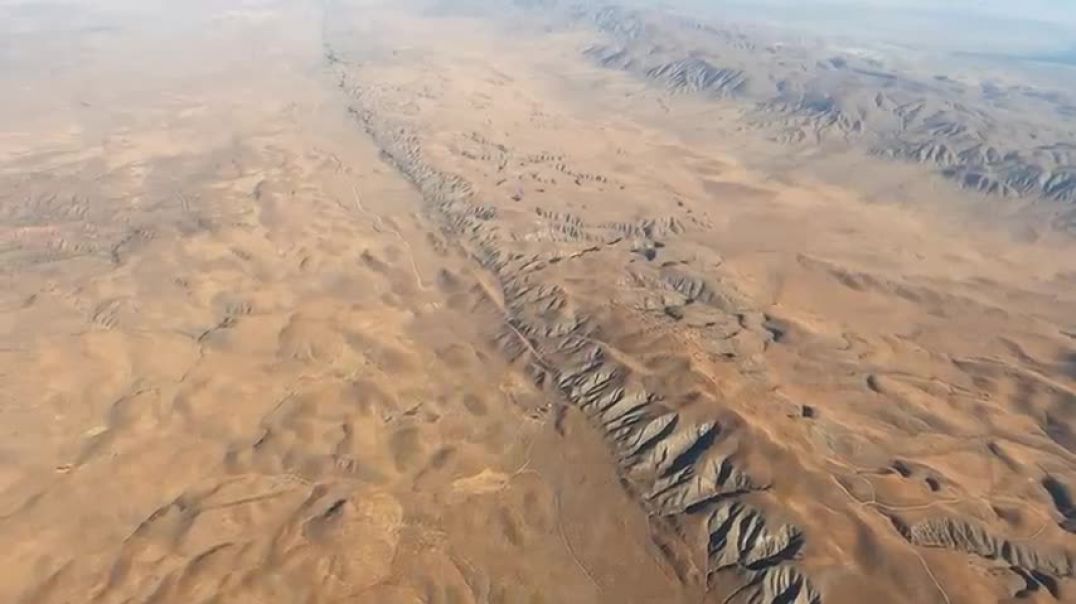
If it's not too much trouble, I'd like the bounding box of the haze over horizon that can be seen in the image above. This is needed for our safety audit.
[657,0,1076,54]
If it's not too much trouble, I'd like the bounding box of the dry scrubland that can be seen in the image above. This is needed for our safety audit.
[1,0,1075,602]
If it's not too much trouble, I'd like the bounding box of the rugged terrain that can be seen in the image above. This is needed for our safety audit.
[503,0,1076,220]
[1,0,1075,603]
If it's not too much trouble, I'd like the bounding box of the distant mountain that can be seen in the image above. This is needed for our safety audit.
[512,0,1076,213]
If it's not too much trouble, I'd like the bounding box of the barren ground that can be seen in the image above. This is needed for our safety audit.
[1,1,1075,603]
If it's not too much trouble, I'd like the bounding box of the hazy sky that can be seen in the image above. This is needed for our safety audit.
[716,0,1076,25]
[671,0,1076,55]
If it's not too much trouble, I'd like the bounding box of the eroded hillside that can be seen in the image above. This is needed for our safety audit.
[0,1,1075,603]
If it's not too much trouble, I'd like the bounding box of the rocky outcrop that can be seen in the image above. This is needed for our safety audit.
[893,515,1074,598]
[708,502,818,604]
[645,58,747,97]
[583,42,752,99]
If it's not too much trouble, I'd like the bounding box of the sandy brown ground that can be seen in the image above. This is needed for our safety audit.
[0,3,650,602]
[1,0,1075,603]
